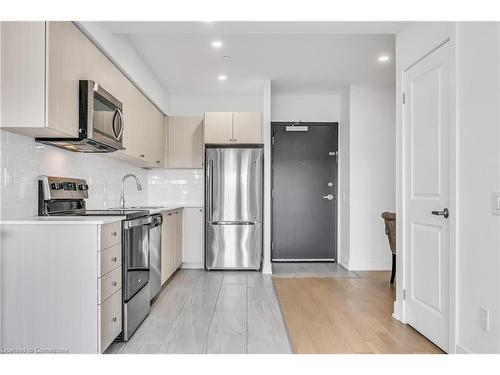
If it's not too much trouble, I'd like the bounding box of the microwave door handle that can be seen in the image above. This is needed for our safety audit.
[112,108,124,140]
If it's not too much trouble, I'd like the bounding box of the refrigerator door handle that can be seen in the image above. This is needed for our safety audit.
[209,221,257,225]
[207,159,214,221]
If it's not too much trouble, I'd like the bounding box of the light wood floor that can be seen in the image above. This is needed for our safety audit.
[273,271,444,354]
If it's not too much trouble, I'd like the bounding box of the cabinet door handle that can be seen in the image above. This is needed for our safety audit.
[111,317,117,322]
[112,231,117,236]
[140,154,145,158]
[112,281,117,287]
[111,256,117,262]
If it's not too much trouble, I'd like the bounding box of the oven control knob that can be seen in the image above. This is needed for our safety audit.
[51,182,63,190]
[78,184,89,191]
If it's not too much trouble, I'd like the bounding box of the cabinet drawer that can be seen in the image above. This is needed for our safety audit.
[101,221,121,250]
[99,244,122,277]
[98,267,122,304]
[99,289,122,353]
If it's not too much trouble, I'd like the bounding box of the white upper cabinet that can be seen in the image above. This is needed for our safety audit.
[204,112,262,144]
[1,22,80,137]
[233,112,263,144]
[204,112,233,144]
[167,116,204,169]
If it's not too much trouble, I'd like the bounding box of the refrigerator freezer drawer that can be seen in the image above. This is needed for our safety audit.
[206,222,262,270]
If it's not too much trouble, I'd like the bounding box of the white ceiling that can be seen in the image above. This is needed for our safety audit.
[98,22,398,95]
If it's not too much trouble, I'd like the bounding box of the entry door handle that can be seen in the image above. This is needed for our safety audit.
[322,194,334,201]
[431,208,449,218]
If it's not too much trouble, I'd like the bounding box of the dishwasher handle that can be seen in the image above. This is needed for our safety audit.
[123,216,152,229]
[149,215,163,227]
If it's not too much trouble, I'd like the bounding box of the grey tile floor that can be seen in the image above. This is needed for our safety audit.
[272,262,359,278]
[106,270,292,354]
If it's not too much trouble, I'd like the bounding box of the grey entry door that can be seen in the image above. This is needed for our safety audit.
[272,123,338,261]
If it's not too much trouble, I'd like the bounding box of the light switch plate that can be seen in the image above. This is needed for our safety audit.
[492,192,500,215]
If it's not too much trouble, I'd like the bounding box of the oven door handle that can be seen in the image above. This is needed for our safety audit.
[123,216,152,229]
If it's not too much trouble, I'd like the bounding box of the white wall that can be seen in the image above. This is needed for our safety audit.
[169,94,263,116]
[262,80,272,274]
[337,88,351,268]
[75,22,170,113]
[271,93,342,122]
[347,85,395,270]
[0,130,148,218]
[455,22,500,354]
[148,169,203,206]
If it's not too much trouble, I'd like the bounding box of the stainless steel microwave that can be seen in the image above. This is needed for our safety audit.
[35,80,124,153]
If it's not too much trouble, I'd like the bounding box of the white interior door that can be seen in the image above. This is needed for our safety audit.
[403,42,450,352]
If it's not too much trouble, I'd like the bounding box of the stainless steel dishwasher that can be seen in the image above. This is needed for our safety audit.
[149,214,163,300]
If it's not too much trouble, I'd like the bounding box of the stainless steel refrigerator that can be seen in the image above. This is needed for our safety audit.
[205,147,263,270]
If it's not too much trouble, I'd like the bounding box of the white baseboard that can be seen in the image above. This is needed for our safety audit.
[181,262,204,269]
[455,344,471,354]
[347,259,392,271]
[262,261,272,274]
[393,300,404,322]
[339,257,349,269]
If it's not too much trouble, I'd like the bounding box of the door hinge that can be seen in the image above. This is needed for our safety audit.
[272,136,275,145]
[402,92,406,104]
[271,188,275,198]
[271,241,274,250]
[403,289,406,300]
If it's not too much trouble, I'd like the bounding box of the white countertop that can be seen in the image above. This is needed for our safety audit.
[0,216,126,225]
[0,205,203,225]
[108,205,203,215]
[147,204,203,214]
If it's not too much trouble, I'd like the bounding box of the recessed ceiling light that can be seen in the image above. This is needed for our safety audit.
[223,55,232,60]
[378,55,390,62]
[211,41,223,48]
[218,75,227,81]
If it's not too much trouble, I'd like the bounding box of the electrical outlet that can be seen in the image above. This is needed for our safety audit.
[492,192,500,215]
[480,306,490,332]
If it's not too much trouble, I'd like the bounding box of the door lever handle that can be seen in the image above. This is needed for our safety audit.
[431,208,449,218]
[322,194,334,201]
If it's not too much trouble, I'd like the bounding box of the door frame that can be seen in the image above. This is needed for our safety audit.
[270,121,339,262]
[398,37,457,353]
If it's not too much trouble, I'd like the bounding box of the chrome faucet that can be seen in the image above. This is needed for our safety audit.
[120,174,143,208]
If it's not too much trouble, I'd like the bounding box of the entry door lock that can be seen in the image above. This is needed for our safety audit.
[323,194,334,201]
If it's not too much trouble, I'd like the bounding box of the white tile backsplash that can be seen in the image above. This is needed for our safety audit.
[148,169,204,206]
[0,130,149,218]
[0,130,204,219]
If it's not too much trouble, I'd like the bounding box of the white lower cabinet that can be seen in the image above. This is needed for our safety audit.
[174,210,183,269]
[181,207,204,269]
[99,289,122,352]
[160,209,183,285]
[159,207,205,283]
[0,221,123,353]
